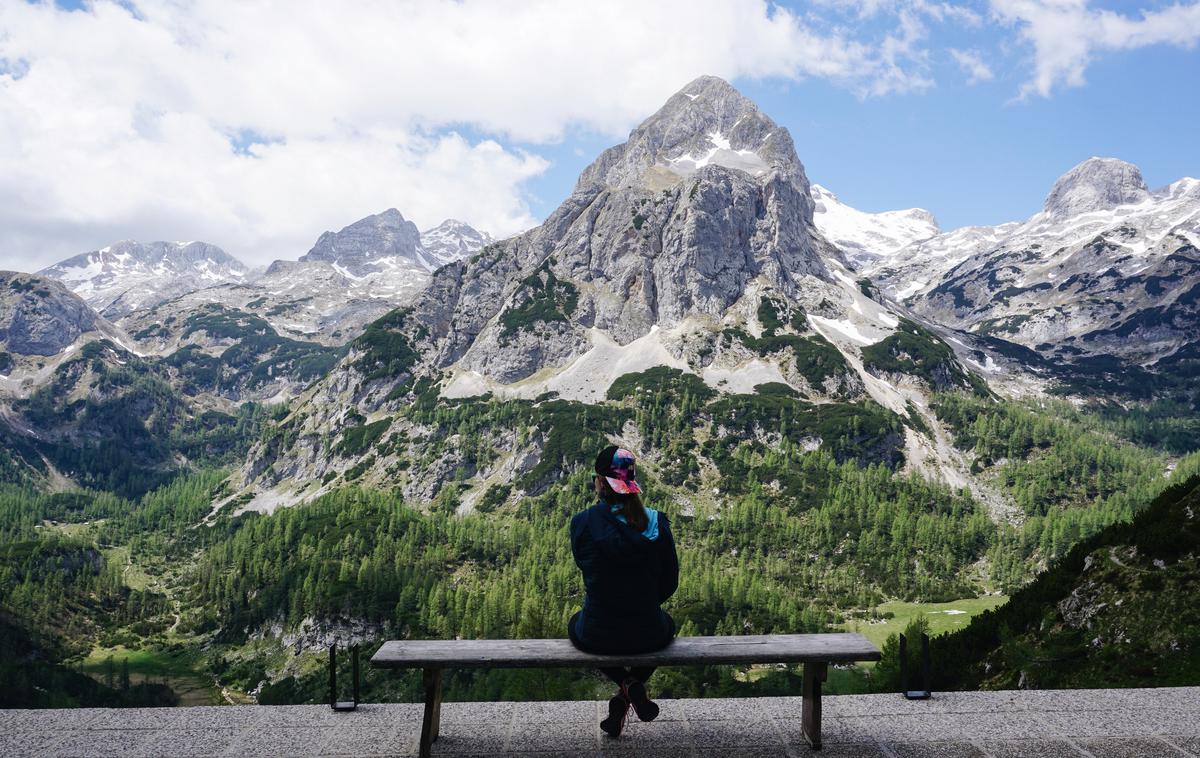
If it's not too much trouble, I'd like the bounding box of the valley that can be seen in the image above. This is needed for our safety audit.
[2,76,1199,709]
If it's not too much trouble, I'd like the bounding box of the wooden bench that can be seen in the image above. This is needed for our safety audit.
[372,633,881,756]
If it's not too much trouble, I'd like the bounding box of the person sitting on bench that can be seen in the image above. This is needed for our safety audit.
[568,445,680,738]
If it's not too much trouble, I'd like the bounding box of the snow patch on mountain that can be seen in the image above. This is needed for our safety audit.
[421,219,494,267]
[810,184,939,270]
[868,158,1200,365]
[39,240,247,318]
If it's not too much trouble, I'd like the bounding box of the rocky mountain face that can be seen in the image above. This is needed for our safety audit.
[95,214,493,401]
[130,302,343,403]
[38,216,492,350]
[123,265,399,351]
[0,272,99,357]
[300,209,428,276]
[413,74,837,389]
[300,209,489,276]
[0,271,139,401]
[232,76,994,512]
[810,183,939,270]
[39,240,247,318]
[1042,157,1150,220]
[859,158,1200,386]
[418,219,494,268]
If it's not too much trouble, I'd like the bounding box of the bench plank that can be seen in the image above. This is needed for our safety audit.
[372,633,880,669]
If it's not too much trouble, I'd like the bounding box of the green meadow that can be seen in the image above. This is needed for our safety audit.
[840,596,1010,651]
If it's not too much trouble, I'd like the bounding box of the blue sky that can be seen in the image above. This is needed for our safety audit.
[2,0,1200,267]
[515,6,1200,231]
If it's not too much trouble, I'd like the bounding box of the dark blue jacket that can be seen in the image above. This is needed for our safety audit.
[568,502,679,654]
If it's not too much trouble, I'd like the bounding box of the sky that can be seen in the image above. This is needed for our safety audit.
[1,0,1199,271]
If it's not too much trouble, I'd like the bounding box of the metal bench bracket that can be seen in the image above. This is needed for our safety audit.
[900,633,932,700]
[329,643,360,712]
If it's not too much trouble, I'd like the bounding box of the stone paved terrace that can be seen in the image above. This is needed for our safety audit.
[3,688,1199,757]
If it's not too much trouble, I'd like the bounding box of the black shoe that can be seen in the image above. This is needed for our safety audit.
[600,691,630,738]
[623,678,660,722]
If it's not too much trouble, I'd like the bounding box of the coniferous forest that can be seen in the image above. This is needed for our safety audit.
[3,360,1199,707]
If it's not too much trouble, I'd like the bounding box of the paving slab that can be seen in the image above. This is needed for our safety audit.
[137,728,242,758]
[44,727,157,757]
[979,738,1085,757]
[681,697,776,721]
[223,726,336,757]
[1167,735,1200,755]
[885,741,988,757]
[598,715,691,752]
[1036,708,1200,738]
[787,743,889,757]
[507,719,600,751]
[83,705,265,731]
[518,699,600,724]
[427,719,509,755]
[3,686,1199,757]
[257,703,419,728]
[316,724,415,757]
[0,729,69,757]
[686,717,785,747]
[602,747,691,758]
[888,748,988,758]
[1075,736,1190,757]
[437,700,518,724]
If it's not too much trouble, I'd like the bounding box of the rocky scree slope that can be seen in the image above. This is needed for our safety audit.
[232,76,992,512]
[127,302,344,403]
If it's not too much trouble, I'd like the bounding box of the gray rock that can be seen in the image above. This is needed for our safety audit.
[302,210,492,276]
[0,272,99,355]
[396,74,829,384]
[301,208,426,276]
[1043,157,1150,219]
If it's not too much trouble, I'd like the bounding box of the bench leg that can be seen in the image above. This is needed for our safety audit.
[420,668,443,758]
[802,662,827,750]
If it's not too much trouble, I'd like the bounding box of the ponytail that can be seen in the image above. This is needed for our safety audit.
[620,491,649,533]
[597,477,648,532]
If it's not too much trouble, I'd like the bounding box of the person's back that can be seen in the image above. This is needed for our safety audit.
[570,500,677,654]
[568,445,679,738]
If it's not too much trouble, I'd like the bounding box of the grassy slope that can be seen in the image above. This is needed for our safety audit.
[931,476,1200,690]
[839,596,1009,651]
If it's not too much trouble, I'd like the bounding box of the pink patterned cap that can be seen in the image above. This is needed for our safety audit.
[602,447,641,495]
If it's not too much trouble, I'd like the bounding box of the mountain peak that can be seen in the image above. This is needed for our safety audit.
[37,240,245,318]
[372,208,408,227]
[420,219,493,266]
[576,75,802,191]
[1043,157,1150,219]
[301,210,423,274]
[671,74,745,103]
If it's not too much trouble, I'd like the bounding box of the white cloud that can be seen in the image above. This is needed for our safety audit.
[992,0,1200,97]
[949,47,996,83]
[0,0,944,269]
